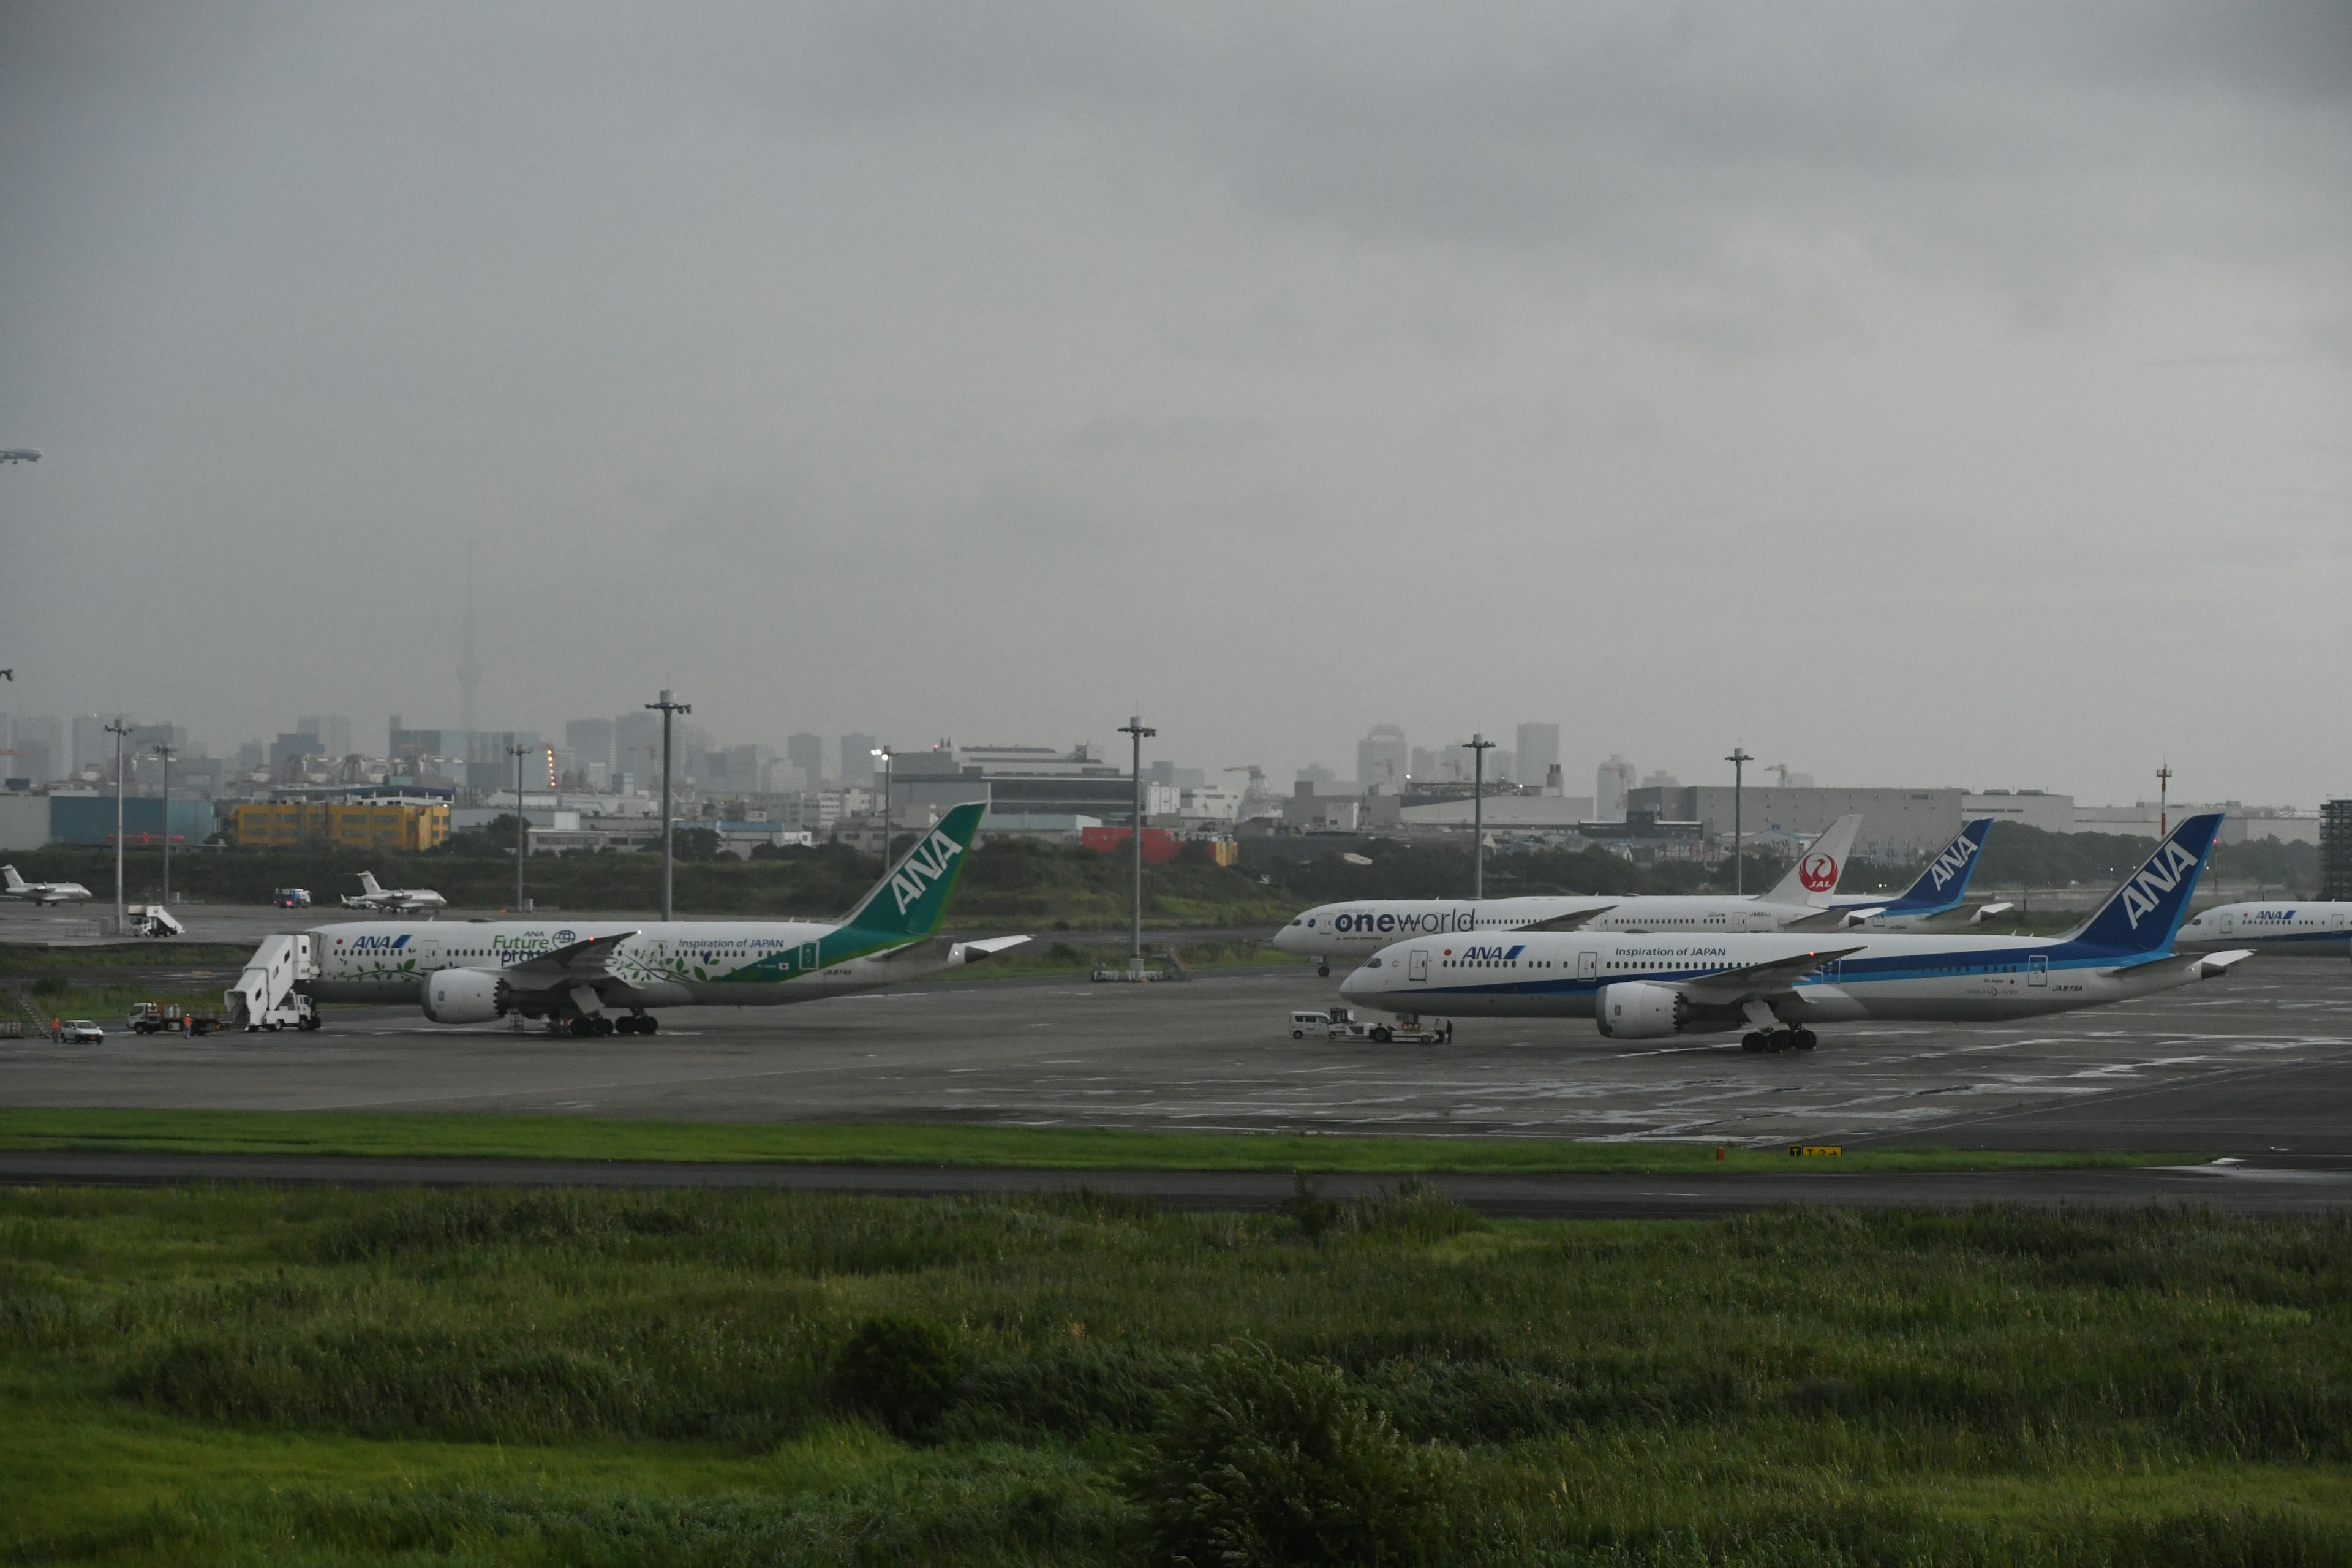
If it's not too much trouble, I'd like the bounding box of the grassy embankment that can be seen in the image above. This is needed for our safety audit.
[0,1109,2199,1173]
[1,1185,2346,1565]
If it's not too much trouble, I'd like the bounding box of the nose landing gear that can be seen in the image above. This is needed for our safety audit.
[1317,963,1331,978]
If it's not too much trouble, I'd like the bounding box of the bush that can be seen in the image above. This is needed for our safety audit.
[1125,1340,1461,1568]
[829,1315,965,1440]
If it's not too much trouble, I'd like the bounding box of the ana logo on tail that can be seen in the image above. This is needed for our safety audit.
[889,827,967,913]
[2119,840,2203,929]
[1798,853,1839,893]
[1927,835,1979,891]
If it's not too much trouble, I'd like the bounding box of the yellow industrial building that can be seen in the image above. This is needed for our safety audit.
[226,801,450,853]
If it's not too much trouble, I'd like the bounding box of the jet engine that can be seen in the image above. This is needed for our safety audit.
[422,968,507,1025]
[1594,981,1691,1039]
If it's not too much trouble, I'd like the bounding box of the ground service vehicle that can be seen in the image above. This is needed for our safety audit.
[273,888,312,909]
[1289,1006,1450,1044]
[127,1002,221,1036]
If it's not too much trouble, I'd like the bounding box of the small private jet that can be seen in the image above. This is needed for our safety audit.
[1,865,92,906]
[341,872,447,914]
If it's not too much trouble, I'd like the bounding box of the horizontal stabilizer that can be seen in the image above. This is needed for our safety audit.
[2193,948,2256,979]
[953,935,1031,965]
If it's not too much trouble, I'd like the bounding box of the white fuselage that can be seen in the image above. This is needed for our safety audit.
[1339,926,2228,1029]
[312,917,927,1009]
[2176,902,2351,958]
[1275,893,1864,962]
[2,880,91,907]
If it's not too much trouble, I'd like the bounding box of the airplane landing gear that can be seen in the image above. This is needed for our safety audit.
[615,1014,658,1035]
[1317,963,1330,978]
[1742,1028,1819,1055]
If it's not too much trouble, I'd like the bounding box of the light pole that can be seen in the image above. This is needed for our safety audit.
[2156,762,2173,838]
[105,718,131,932]
[646,690,691,921]
[1120,717,1156,976]
[1725,746,1753,895]
[150,742,176,911]
[1463,734,1494,900]
[871,745,895,867]
[508,742,530,911]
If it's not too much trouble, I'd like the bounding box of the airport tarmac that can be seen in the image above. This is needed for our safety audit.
[4,957,2350,1156]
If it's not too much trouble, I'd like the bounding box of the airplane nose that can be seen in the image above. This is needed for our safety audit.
[1337,965,1369,1001]
[1273,924,1300,952]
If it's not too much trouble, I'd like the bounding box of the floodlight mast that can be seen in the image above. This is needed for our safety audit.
[105,718,132,930]
[508,743,530,911]
[871,746,895,869]
[1462,734,1495,899]
[1725,746,1753,895]
[151,742,176,910]
[646,691,691,921]
[1120,717,1156,976]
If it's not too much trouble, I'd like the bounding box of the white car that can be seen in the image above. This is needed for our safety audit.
[55,1020,104,1043]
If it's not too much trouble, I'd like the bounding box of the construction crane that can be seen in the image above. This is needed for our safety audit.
[1223,764,1276,813]
[1766,763,1792,788]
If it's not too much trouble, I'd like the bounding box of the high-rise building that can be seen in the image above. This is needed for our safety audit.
[298,716,352,758]
[1596,755,1636,821]
[613,710,663,780]
[1356,724,1408,786]
[1516,723,1560,790]
[565,718,616,771]
[841,733,878,788]
[6,715,59,784]
[786,731,825,786]
[72,714,110,774]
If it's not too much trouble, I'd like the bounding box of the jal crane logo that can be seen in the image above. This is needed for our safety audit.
[889,827,966,913]
[1798,853,1839,893]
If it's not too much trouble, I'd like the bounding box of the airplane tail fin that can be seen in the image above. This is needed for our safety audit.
[2060,813,2224,955]
[1758,815,1861,906]
[358,872,383,896]
[1,866,24,893]
[1884,818,1994,913]
[840,801,989,939]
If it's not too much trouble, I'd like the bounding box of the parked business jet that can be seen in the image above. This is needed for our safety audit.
[341,873,447,914]
[1,865,91,906]
[1340,813,2242,1052]
[2176,901,2352,959]
[238,802,1026,1035]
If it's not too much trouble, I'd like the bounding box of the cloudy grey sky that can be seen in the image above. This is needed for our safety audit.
[2,2,2347,802]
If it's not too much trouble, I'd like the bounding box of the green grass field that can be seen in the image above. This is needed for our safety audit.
[1,1185,2346,1564]
[0,1108,2204,1173]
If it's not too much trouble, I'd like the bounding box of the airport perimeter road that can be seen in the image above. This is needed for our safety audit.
[5,963,2351,1156]
[2,1149,2347,1218]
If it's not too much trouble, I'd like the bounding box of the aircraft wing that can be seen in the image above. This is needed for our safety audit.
[1678,947,1863,1006]
[1519,905,1618,933]
[500,930,641,989]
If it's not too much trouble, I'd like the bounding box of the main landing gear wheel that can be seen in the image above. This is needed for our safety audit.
[1792,1028,1817,1051]
[590,1016,616,1037]
[568,1017,594,1038]
[617,1014,657,1036]
[1742,1032,1766,1054]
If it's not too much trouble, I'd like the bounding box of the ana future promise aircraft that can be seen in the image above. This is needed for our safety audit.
[341,872,448,914]
[1,865,92,906]
[262,801,1025,1035]
[2176,900,2352,959]
[1340,813,2244,1054]
[1275,816,2000,974]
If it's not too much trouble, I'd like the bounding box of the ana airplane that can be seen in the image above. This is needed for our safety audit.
[1,865,92,906]
[265,801,1025,1035]
[1338,813,2243,1054]
[1276,815,2008,975]
[2176,900,2352,959]
[341,872,447,914]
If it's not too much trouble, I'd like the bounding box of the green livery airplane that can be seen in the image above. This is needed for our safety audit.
[229,801,1026,1034]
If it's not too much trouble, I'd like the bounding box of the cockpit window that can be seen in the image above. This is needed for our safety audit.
[1366,958,1382,968]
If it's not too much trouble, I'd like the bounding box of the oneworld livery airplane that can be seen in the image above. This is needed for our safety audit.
[231,801,1025,1034]
[1275,816,1999,976]
[2176,900,2352,959]
[1338,813,2244,1054]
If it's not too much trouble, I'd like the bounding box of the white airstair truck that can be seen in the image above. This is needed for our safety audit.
[225,933,321,1031]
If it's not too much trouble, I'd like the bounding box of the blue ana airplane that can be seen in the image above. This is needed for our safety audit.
[1275,816,2000,976]
[233,801,1025,1034]
[2176,900,2352,959]
[1338,813,2244,1054]
[1,865,92,906]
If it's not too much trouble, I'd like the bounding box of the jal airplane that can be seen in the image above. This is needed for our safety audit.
[247,801,1026,1035]
[2176,900,2352,959]
[1340,813,2243,1053]
[1276,815,2002,976]
[0,865,92,906]
[341,872,447,914]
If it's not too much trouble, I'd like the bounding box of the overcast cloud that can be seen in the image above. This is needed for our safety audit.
[2,2,2347,802]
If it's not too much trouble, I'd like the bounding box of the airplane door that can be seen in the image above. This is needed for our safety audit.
[1408,948,1429,983]
[2027,955,2048,987]
[1577,950,1597,980]
[2222,911,2236,935]
[2332,912,2346,933]
[800,943,818,969]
